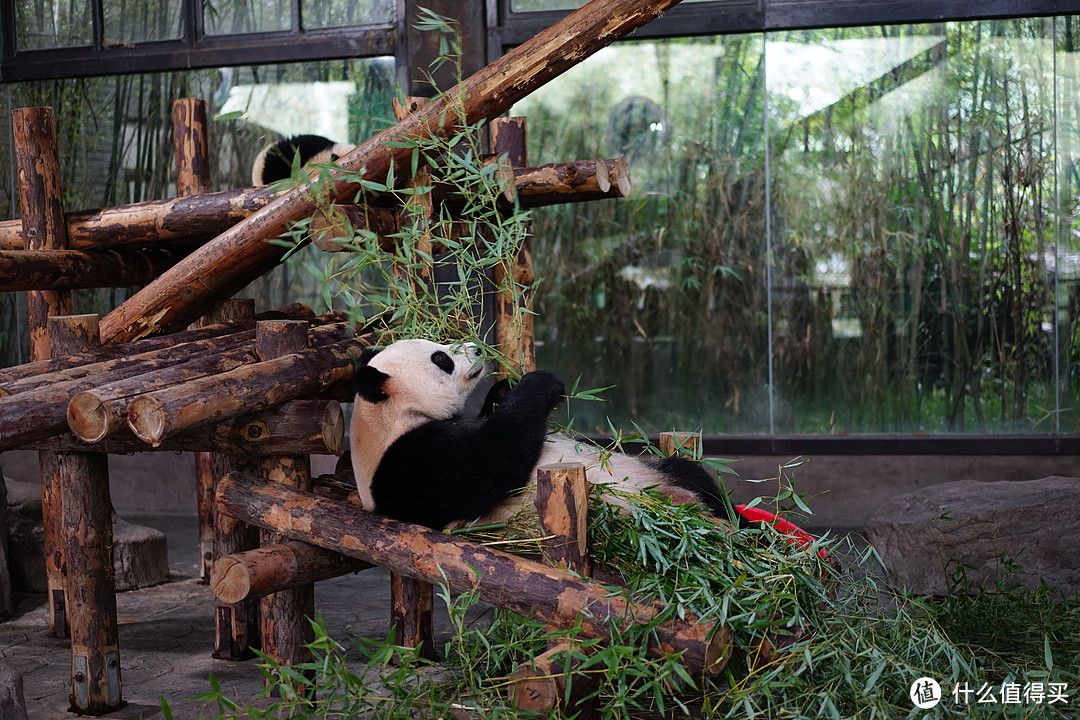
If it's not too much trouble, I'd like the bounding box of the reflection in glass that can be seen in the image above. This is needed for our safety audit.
[302,0,394,29]
[16,0,92,50]
[517,20,1078,435]
[204,0,291,35]
[103,0,183,44]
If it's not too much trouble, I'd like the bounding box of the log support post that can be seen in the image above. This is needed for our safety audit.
[51,315,123,714]
[659,431,700,460]
[510,462,598,716]
[14,105,74,639]
[194,299,254,584]
[491,117,536,374]
[256,320,316,685]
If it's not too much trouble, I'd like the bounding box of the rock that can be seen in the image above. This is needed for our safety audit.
[0,660,29,720]
[864,476,1080,595]
[5,480,168,592]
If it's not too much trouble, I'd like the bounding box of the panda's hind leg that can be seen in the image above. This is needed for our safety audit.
[649,456,746,526]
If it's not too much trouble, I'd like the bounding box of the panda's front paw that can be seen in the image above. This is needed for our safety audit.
[516,370,566,411]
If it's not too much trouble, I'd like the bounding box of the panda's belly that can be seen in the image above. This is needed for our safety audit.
[474,435,673,526]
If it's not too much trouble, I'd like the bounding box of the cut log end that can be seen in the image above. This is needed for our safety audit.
[704,623,734,676]
[323,401,345,456]
[127,395,167,446]
[66,391,110,443]
[210,555,251,604]
[610,157,632,197]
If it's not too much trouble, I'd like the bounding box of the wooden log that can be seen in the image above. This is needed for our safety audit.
[16,106,73,640]
[126,334,370,447]
[659,431,700,459]
[14,106,73,360]
[98,0,685,345]
[51,315,123,713]
[309,204,399,253]
[492,117,536,374]
[0,186,273,251]
[0,247,187,291]
[255,320,316,684]
[0,303,314,386]
[213,453,261,660]
[521,463,596,716]
[65,321,349,444]
[516,158,631,208]
[390,573,435,659]
[212,541,371,604]
[216,473,733,677]
[509,642,599,714]
[189,300,255,584]
[535,463,591,576]
[173,98,211,197]
[40,399,345,456]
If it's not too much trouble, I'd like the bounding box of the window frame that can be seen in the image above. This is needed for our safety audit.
[0,0,400,82]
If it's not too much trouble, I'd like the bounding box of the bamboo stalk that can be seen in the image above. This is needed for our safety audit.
[98,0,685,345]
[216,472,732,678]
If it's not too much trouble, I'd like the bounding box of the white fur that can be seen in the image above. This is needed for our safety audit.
[251,140,356,186]
[350,339,488,510]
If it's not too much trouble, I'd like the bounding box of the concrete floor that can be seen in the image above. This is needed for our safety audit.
[0,513,430,719]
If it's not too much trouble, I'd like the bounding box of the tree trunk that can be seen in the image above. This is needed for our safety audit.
[216,472,732,678]
[98,0,685,345]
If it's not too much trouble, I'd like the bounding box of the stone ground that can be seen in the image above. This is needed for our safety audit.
[0,514,466,720]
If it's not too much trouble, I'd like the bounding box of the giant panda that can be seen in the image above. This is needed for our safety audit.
[252,134,356,186]
[348,338,739,531]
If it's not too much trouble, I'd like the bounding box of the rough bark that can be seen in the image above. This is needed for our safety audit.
[516,158,631,207]
[535,463,591,576]
[126,335,370,447]
[0,186,273,251]
[173,98,212,198]
[211,541,371,604]
[213,454,261,661]
[50,315,123,713]
[98,0,685,345]
[216,472,732,677]
[0,247,187,291]
[309,204,399,252]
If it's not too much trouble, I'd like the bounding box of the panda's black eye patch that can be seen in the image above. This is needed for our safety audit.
[431,350,455,374]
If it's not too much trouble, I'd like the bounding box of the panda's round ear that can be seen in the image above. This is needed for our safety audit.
[353,364,389,403]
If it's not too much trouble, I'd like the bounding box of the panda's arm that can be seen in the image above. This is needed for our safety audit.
[371,371,565,530]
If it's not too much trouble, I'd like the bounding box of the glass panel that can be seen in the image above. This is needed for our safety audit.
[204,0,291,35]
[16,0,92,50]
[0,57,397,369]
[302,0,394,29]
[770,20,1060,433]
[1056,17,1080,434]
[103,0,183,43]
[514,37,769,434]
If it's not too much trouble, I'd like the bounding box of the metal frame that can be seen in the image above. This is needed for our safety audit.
[0,0,397,83]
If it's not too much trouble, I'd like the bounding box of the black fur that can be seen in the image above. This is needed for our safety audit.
[255,134,343,185]
[351,348,388,404]
[648,456,746,527]
[370,371,565,529]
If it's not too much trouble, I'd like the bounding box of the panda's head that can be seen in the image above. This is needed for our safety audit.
[352,339,491,423]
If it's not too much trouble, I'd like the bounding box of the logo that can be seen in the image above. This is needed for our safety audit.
[911,677,942,709]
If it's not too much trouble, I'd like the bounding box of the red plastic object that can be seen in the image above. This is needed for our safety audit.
[735,504,826,557]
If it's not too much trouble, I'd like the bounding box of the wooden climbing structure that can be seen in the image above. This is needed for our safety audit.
[0,0,720,713]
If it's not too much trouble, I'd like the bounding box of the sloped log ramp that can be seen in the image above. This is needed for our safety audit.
[215,472,732,678]
[98,0,684,345]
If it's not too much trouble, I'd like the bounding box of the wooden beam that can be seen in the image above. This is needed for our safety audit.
[98,0,685,345]
[216,472,732,678]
